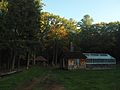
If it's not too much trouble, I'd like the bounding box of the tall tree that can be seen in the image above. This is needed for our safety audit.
[39,12,77,65]
[81,14,93,26]
[0,0,9,70]
[78,14,93,28]
[7,0,42,69]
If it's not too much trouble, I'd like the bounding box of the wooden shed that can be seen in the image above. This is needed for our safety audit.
[34,56,47,62]
[60,52,87,70]
[32,56,48,66]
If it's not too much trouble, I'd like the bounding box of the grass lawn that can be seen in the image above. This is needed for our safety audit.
[0,67,48,90]
[0,66,120,90]
[54,69,120,90]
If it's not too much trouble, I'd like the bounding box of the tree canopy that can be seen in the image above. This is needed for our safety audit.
[0,0,120,70]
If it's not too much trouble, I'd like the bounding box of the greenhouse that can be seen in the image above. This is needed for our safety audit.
[83,53,116,69]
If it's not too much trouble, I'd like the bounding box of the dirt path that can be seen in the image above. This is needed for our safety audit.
[23,78,39,90]
[15,77,40,90]
[15,73,65,90]
[44,83,65,90]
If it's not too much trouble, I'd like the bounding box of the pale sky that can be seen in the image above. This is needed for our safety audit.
[43,0,120,23]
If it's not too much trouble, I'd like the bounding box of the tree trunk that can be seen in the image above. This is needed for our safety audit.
[26,51,29,69]
[17,56,20,69]
[55,45,58,65]
[33,53,36,65]
[12,54,16,70]
[60,58,63,69]
[55,38,58,66]
[52,51,55,66]
[52,40,55,66]
[11,49,16,70]
[0,53,1,71]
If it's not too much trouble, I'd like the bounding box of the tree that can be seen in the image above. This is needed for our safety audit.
[78,14,93,27]
[38,12,77,65]
[0,0,9,71]
[0,0,8,45]
[6,0,42,69]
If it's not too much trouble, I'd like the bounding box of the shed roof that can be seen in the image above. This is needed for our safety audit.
[63,51,86,59]
[34,56,47,62]
[83,53,115,60]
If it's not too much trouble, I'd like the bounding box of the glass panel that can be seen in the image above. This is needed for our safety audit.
[87,59,92,63]
[76,59,80,65]
[90,53,98,56]
[100,54,108,56]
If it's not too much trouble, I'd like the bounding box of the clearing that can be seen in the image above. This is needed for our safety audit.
[0,66,120,90]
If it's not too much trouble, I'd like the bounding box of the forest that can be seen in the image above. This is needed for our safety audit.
[0,0,120,72]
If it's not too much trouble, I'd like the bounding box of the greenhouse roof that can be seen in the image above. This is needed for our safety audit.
[83,53,115,60]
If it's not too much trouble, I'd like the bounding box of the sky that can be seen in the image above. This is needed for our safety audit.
[43,0,120,23]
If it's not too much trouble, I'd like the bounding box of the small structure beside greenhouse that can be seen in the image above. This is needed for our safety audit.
[83,53,116,69]
[60,51,87,70]
[60,52,116,70]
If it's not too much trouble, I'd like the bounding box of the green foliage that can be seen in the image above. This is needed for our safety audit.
[79,14,93,26]
[77,22,119,53]
[7,0,41,40]
[0,0,8,12]
[0,0,43,70]
[0,0,120,68]
[38,12,78,65]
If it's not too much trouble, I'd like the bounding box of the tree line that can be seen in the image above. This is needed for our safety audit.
[0,0,120,71]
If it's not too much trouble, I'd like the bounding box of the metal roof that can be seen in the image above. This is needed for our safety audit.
[63,51,87,59]
[83,53,115,60]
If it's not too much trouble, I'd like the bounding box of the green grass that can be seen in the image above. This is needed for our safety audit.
[53,69,120,90]
[0,66,48,90]
[0,67,120,90]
